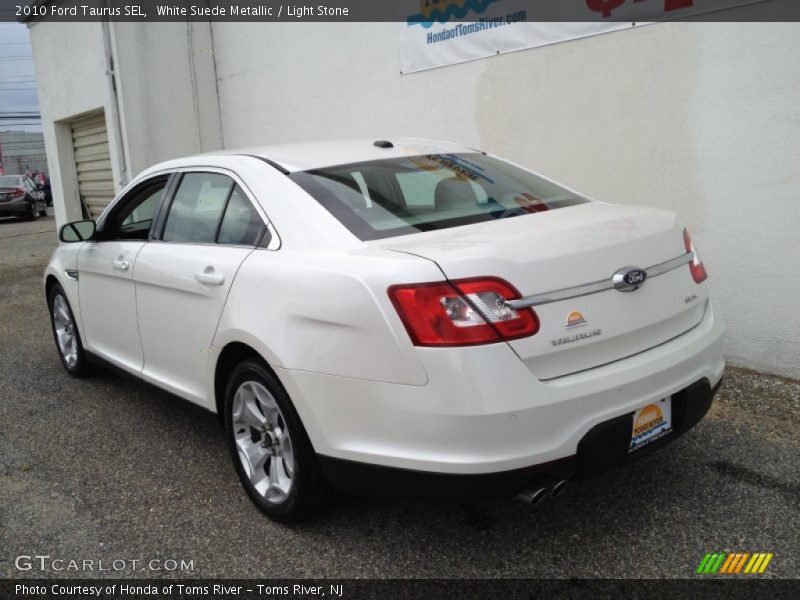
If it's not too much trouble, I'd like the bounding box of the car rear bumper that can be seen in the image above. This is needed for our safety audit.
[0,198,29,215]
[317,378,721,499]
[276,299,724,479]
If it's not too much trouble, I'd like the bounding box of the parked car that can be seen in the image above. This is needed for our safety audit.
[0,174,47,220]
[34,171,53,206]
[44,139,724,522]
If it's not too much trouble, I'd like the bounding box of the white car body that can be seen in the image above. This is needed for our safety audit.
[45,139,724,512]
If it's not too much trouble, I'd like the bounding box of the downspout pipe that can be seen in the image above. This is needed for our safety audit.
[100,14,129,190]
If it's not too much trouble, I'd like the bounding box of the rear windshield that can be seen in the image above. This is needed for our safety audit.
[290,153,588,241]
[0,175,22,187]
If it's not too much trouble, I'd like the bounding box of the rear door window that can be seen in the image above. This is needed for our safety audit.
[216,185,265,246]
[162,173,233,244]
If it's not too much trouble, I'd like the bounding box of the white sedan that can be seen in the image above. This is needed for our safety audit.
[45,139,724,521]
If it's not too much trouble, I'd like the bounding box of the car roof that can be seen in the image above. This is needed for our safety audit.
[147,138,482,175]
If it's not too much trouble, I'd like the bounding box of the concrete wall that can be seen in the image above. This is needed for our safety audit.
[110,22,223,176]
[212,22,800,378]
[29,21,222,225]
[29,21,121,225]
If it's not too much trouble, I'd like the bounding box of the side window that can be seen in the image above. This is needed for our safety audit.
[162,173,232,244]
[107,177,170,241]
[217,185,265,246]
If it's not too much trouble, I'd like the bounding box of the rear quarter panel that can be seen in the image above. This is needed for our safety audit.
[213,247,441,386]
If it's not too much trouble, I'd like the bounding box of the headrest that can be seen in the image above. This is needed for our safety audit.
[434,177,479,211]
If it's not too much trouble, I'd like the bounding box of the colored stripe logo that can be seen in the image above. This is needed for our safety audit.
[696,552,773,574]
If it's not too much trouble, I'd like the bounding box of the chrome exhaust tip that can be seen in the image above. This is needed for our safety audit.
[516,485,549,507]
[551,479,568,498]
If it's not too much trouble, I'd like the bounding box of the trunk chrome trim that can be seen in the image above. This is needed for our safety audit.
[506,252,693,309]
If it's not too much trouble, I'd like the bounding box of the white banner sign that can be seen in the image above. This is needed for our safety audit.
[400,0,769,74]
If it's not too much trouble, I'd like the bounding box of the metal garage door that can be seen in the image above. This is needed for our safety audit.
[70,111,115,218]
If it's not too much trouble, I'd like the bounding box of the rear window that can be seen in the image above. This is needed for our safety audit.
[290,153,588,241]
[0,175,22,187]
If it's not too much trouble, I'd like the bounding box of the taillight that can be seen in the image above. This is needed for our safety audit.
[683,228,707,284]
[9,188,24,198]
[388,277,539,347]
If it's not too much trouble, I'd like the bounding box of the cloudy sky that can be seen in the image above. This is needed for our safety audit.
[0,22,41,132]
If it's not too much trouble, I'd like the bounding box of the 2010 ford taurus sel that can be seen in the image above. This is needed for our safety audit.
[45,139,724,521]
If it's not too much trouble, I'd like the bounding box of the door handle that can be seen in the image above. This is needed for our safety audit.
[111,260,129,271]
[195,270,225,286]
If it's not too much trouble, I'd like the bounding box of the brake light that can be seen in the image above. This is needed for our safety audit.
[683,228,707,284]
[9,188,24,198]
[388,277,539,347]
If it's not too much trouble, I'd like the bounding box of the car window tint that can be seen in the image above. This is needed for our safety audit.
[121,188,161,226]
[292,153,587,241]
[110,178,170,241]
[217,185,264,246]
[0,175,21,187]
[393,169,487,210]
[162,173,233,244]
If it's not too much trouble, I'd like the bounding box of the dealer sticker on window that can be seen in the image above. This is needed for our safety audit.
[630,398,673,452]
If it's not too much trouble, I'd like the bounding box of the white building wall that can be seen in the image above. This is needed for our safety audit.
[110,22,223,176]
[29,21,122,225]
[212,22,800,378]
[29,21,223,225]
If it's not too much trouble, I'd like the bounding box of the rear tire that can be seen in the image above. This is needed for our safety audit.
[48,283,90,377]
[38,204,47,217]
[224,359,329,522]
[26,202,37,221]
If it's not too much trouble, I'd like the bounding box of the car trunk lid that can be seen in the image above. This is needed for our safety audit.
[376,202,707,380]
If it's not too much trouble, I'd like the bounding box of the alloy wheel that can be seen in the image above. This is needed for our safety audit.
[52,294,78,368]
[232,380,295,503]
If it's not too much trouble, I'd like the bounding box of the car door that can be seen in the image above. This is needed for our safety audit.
[134,170,268,403]
[77,174,172,372]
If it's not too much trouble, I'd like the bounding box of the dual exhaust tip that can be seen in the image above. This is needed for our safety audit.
[516,478,568,507]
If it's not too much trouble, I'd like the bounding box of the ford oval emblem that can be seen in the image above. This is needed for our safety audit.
[612,266,648,292]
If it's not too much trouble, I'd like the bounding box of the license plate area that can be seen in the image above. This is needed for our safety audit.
[629,397,673,452]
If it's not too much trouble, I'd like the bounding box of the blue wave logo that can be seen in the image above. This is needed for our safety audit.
[407,0,501,28]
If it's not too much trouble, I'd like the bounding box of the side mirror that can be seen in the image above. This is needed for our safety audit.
[59,220,96,243]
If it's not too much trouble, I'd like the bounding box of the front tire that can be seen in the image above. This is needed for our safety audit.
[48,284,90,377]
[224,359,329,522]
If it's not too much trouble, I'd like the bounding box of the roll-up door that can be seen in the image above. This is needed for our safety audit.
[70,111,115,218]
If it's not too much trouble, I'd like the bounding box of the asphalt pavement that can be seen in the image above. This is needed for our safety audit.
[0,212,797,579]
